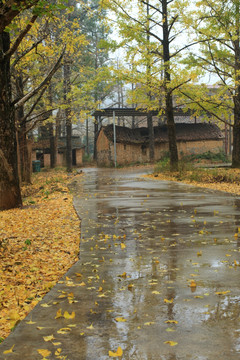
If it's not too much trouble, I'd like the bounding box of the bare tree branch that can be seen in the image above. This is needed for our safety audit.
[20,86,48,125]
[25,110,54,134]
[168,15,178,35]
[141,0,163,15]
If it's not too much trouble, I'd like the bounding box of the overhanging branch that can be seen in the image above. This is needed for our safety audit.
[14,47,66,109]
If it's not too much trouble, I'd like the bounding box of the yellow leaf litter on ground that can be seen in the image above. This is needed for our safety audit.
[145,168,240,196]
[0,170,81,340]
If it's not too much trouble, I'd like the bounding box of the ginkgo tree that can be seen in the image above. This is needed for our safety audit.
[179,0,240,167]
[0,0,69,211]
[12,14,62,183]
[101,0,201,170]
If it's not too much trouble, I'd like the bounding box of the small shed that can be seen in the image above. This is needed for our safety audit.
[96,123,224,166]
[32,136,85,167]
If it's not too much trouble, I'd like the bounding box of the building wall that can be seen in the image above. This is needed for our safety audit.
[154,139,224,160]
[32,150,37,161]
[76,148,84,166]
[177,139,224,157]
[96,131,111,166]
[41,150,84,167]
[43,153,64,167]
[96,128,224,166]
[114,143,149,165]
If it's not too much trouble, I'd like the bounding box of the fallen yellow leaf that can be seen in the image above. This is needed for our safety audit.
[86,324,94,330]
[165,320,178,324]
[63,311,75,320]
[118,272,127,278]
[3,345,15,354]
[97,293,107,298]
[164,298,174,304]
[55,348,62,356]
[189,280,197,288]
[115,317,127,322]
[164,341,178,346]
[121,243,126,249]
[57,327,71,334]
[215,290,231,295]
[43,335,55,342]
[40,303,52,308]
[109,346,123,357]
[37,349,51,358]
[55,309,63,319]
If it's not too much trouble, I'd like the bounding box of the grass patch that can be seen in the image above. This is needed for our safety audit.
[183,150,229,163]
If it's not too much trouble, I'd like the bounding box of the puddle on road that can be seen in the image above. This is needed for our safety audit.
[70,168,240,360]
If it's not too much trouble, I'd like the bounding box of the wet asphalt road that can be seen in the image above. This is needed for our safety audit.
[1,167,240,360]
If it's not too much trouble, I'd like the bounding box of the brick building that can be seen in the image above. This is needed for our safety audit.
[96,123,224,166]
[32,136,85,168]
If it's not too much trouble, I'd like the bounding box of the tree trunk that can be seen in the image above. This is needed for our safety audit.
[94,116,99,161]
[49,123,56,168]
[54,110,61,166]
[166,93,178,171]
[15,74,31,183]
[18,125,31,183]
[232,38,240,168]
[0,31,22,210]
[48,84,56,168]
[162,0,178,171]
[232,100,240,167]
[86,117,89,156]
[147,112,155,162]
[64,61,72,172]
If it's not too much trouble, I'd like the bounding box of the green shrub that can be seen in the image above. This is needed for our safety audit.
[185,150,229,163]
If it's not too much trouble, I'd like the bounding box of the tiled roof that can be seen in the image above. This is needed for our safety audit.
[32,137,84,150]
[102,123,224,145]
